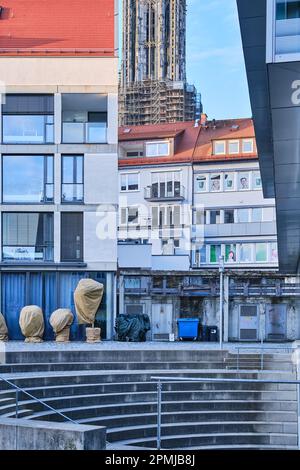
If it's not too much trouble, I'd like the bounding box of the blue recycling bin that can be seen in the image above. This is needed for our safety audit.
[177,318,200,341]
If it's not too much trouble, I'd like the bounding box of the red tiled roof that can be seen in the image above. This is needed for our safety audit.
[119,118,258,167]
[0,0,115,56]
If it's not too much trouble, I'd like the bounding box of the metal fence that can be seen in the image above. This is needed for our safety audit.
[151,375,300,451]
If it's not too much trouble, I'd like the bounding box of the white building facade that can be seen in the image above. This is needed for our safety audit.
[118,119,300,342]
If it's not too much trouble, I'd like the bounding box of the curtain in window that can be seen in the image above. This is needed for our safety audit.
[2,273,26,340]
[44,273,57,340]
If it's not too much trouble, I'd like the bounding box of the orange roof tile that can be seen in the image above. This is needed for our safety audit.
[119,118,258,167]
[0,0,115,56]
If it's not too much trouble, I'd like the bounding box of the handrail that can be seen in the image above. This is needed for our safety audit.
[0,375,77,424]
[151,376,300,451]
[234,346,295,371]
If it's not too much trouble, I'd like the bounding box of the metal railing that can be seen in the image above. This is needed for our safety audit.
[151,376,300,451]
[234,346,295,371]
[0,375,77,424]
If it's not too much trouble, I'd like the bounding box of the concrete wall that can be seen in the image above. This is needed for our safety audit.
[0,418,106,450]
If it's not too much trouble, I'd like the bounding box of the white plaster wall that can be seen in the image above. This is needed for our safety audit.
[84,211,117,270]
[85,153,118,205]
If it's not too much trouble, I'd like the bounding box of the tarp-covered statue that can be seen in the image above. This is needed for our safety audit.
[74,279,104,343]
[50,309,74,342]
[115,314,151,342]
[19,306,44,343]
[0,313,8,342]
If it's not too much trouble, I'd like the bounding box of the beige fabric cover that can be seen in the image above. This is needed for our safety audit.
[19,306,44,343]
[50,309,73,333]
[0,313,8,341]
[74,279,104,325]
[86,327,101,343]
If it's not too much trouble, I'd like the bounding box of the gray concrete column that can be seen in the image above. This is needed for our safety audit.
[54,211,61,263]
[54,152,61,205]
[107,93,118,145]
[223,275,229,342]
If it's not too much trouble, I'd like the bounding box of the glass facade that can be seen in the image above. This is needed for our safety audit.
[275,1,300,56]
[61,155,84,203]
[1,271,114,340]
[3,155,54,203]
[2,213,54,262]
[2,115,54,144]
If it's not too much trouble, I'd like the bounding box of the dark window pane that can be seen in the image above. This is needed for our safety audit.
[61,213,83,262]
[2,94,54,114]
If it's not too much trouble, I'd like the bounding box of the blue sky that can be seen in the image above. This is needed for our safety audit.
[186,0,251,119]
[119,0,252,120]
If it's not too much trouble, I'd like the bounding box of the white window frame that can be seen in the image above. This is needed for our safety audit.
[213,140,226,155]
[120,207,140,226]
[151,170,182,197]
[242,139,254,154]
[228,140,240,155]
[238,243,253,263]
[120,172,140,192]
[146,141,170,157]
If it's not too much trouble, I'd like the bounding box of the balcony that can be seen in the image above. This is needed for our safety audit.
[144,184,185,201]
[62,122,107,144]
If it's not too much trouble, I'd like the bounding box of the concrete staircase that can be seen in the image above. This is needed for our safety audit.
[0,348,298,450]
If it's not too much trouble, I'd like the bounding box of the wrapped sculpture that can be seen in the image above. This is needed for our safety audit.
[19,306,44,343]
[74,279,104,343]
[0,313,8,342]
[115,314,151,342]
[50,309,73,342]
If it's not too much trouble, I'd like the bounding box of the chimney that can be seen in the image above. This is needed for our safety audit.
[200,113,208,127]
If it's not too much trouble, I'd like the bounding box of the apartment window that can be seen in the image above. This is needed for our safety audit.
[239,244,252,263]
[62,94,107,144]
[270,243,279,263]
[61,155,84,203]
[146,141,169,157]
[151,205,180,228]
[2,94,54,144]
[228,140,239,154]
[242,139,254,153]
[2,155,54,203]
[237,208,249,223]
[195,174,207,192]
[210,210,221,224]
[224,173,235,191]
[210,174,221,192]
[125,150,144,158]
[120,173,139,192]
[121,207,139,225]
[151,171,181,198]
[252,171,262,190]
[238,172,250,190]
[2,212,54,261]
[276,1,300,20]
[252,208,263,222]
[194,209,207,225]
[61,213,83,262]
[214,141,226,155]
[225,244,237,262]
[224,209,235,224]
[255,243,268,263]
[209,245,221,263]
[193,245,206,266]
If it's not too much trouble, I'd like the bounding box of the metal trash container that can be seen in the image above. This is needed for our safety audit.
[177,318,200,341]
[208,326,218,342]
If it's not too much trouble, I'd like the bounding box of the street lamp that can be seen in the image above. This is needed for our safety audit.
[219,255,225,350]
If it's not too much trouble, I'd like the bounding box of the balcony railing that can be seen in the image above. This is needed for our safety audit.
[144,184,185,201]
[62,122,107,144]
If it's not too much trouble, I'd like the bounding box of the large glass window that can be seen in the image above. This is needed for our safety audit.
[237,208,249,223]
[210,210,221,224]
[61,155,84,203]
[238,172,250,190]
[2,213,54,261]
[62,94,107,144]
[224,172,235,191]
[120,173,139,192]
[225,244,237,263]
[224,209,235,224]
[3,155,53,203]
[2,94,54,144]
[150,171,181,198]
[214,141,226,155]
[210,174,221,192]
